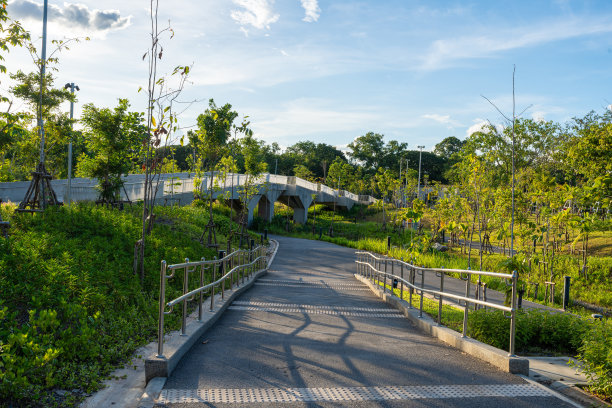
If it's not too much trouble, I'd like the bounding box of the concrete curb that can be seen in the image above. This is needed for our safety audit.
[138,377,167,408]
[354,273,529,375]
[518,375,584,408]
[144,240,279,384]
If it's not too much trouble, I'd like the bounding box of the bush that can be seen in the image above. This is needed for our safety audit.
[574,319,612,400]
[468,308,589,354]
[0,203,236,406]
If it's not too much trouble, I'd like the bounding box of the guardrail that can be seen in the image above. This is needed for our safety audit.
[355,251,518,356]
[157,244,268,358]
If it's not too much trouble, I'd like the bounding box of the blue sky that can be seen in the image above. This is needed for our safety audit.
[5,0,612,152]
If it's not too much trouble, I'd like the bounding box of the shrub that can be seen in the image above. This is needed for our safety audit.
[574,319,612,400]
[468,308,590,354]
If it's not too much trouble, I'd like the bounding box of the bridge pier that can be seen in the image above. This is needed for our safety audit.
[257,190,282,222]
[278,194,313,224]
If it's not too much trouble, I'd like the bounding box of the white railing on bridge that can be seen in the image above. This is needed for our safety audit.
[0,171,376,206]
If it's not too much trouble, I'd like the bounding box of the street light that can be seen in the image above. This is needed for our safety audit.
[417,145,424,201]
[64,82,80,206]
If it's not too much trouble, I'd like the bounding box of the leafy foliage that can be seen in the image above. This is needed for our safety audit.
[76,99,145,202]
[0,202,239,406]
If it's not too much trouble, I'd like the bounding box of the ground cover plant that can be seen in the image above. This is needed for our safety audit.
[0,201,257,407]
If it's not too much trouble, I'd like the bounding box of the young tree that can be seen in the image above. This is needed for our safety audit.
[190,99,238,247]
[76,99,144,203]
[238,133,267,246]
[135,0,191,281]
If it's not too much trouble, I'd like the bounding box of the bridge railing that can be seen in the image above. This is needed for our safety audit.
[355,251,518,356]
[157,244,268,358]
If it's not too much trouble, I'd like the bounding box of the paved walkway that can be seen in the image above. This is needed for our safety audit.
[155,236,575,407]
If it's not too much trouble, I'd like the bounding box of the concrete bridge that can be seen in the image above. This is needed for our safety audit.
[0,172,376,224]
[201,173,376,224]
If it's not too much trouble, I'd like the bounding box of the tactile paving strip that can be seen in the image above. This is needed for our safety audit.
[232,301,397,312]
[254,282,370,290]
[228,306,405,318]
[257,279,366,287]
[158,384,552,404]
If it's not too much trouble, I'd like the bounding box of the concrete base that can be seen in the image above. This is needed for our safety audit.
[355,273,529,375]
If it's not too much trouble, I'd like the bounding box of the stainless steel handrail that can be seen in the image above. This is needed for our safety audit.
[355,251,518,356]
[157,245,268,358]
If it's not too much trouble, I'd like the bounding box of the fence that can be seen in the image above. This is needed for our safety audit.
[355,251,519,356]
[157,244,268,358]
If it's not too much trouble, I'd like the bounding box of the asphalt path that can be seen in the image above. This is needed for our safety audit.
[155,236,574,408]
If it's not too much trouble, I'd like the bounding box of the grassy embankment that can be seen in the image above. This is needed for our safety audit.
[0,201,258,407]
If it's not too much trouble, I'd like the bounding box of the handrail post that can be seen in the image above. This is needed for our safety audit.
[438,270,444,326]
[218,250,225,299]
[509,270,518,356]
[391,260,394,296]
[157,260,167,358]
[462,272,470,338]
[400,262,404,300]
[408,266,413,309]
[384,258,387,293]
[210,256,217,311]
[228,252,233,290]
[419,268,424,318]
[181,258,189,336]
[198,257,205,321]
[250,239,255,281]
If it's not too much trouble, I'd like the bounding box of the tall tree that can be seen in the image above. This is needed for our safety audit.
[347,132,385,172]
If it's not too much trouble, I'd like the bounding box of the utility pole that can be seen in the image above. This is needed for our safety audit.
[16,0,61,213]
[399,159,402,208]
[405,158,408,207]
[417,145,424,201]
[64,82,80,207]
[275,158,278,175]
[38,0,48,166]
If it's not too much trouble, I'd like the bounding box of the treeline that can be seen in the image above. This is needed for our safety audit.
[1,60,610,207]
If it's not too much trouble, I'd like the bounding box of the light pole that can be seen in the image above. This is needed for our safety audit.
[64,83,79,206]
[417,145,424,201]
[399,159,402,208]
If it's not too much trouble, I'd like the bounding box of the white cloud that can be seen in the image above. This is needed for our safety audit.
[8,0,130,31]
[422,113,462,128]
[465,119,488,138]
[248,98,381,143]
[420,16,612,70]
[608,104,612,112]
[532,111,546,122]
[230,0,279,34]
[300,0,320,22]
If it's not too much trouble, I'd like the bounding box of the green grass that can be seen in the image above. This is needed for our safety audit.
[0,201,258,407]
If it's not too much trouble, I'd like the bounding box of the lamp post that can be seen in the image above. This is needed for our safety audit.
[417,145,424,201]
[64,83,80,206]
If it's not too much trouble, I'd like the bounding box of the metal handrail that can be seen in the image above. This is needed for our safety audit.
[166,256,265,309]
[157,245,268,358]
[355,251,518,356]
[357,250,512,280]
